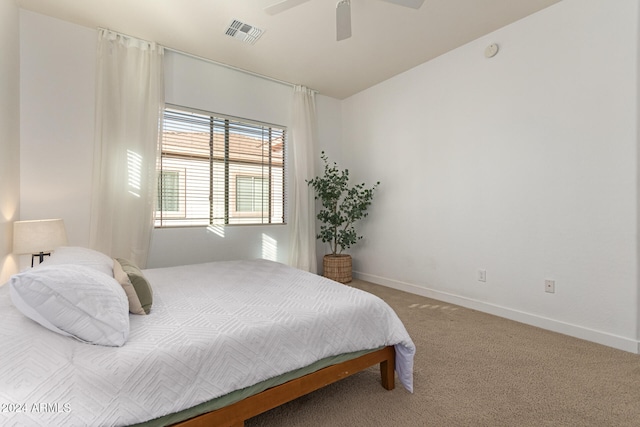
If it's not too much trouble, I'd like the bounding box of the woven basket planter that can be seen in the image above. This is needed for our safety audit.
[323,254,352,283]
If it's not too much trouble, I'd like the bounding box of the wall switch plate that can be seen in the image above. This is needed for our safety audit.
[478,269,487,282]
[545,279,555,293]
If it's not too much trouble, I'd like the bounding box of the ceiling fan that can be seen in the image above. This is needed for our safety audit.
[265,0,425,41]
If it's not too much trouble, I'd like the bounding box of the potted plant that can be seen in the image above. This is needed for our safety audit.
[307,152,379,283]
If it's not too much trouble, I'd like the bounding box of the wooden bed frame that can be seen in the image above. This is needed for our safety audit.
[173,345,396,427]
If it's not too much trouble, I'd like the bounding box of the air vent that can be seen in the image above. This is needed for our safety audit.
[225,20,264,45]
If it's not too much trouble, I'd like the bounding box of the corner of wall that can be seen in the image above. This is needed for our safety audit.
[0,0,21,283]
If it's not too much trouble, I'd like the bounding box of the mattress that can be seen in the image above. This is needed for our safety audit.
[134,347,383,426]
[0,259,415,426]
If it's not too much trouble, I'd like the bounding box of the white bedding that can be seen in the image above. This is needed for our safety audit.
[0,259,415,426]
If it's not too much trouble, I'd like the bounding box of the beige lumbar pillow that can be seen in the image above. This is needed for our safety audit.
[113,258,146,315]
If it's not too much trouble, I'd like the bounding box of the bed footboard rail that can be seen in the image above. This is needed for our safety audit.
[174,345,396,427]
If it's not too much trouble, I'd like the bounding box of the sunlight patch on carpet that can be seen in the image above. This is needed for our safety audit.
[409,303,459,311]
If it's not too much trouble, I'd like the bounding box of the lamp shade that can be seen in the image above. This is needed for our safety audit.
[13,219,68,255]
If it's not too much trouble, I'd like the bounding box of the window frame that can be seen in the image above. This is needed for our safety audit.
[235,174,269,214]
[156,168,186,218]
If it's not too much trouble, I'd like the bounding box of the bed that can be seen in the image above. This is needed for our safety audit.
[0,248,415,426]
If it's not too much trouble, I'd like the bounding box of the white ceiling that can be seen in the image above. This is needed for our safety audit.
[16,0,562,99]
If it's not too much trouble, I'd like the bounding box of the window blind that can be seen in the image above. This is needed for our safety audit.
[156,105,286,227]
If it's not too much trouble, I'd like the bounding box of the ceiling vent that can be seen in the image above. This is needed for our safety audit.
[225,20,264,45]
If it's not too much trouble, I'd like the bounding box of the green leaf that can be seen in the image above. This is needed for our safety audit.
[307,152,379,255]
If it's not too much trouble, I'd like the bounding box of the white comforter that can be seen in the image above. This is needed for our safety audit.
[0,259,415,426]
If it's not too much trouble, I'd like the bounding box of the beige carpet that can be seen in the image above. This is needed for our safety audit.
[245,279,640,427]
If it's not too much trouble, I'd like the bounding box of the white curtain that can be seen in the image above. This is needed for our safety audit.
[288,86,318,273]
[90,29,164,268]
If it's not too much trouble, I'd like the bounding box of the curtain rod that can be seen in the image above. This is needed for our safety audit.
[165,47,310,91]
[98,27,317,93]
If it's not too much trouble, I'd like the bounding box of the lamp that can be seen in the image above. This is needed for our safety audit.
[13,219,68,267]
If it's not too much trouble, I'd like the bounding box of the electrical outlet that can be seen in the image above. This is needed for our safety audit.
[478,269,486,282]
[545,279,555,293]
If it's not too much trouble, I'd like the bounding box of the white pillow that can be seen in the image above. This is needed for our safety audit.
[38,246,114,277]
[9,265,130,347]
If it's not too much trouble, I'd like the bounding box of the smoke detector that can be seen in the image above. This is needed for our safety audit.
[225,20,264,45]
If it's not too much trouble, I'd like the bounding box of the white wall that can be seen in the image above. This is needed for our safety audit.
[0,0,21,283]
[340,0,640,352]
[19,9,96,261]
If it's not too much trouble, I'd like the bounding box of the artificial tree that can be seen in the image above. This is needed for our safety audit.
[307,152,379,282]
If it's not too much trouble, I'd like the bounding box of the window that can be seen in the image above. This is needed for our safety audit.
[236,176,268,213]
[156,105,286,227]
[157,170,180,212]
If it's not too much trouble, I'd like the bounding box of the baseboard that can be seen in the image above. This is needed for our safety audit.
[354,271,640,355]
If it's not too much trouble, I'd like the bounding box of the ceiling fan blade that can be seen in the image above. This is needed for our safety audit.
[336,0,352,41]
[379,0,425,9]
[265,0,313,15]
